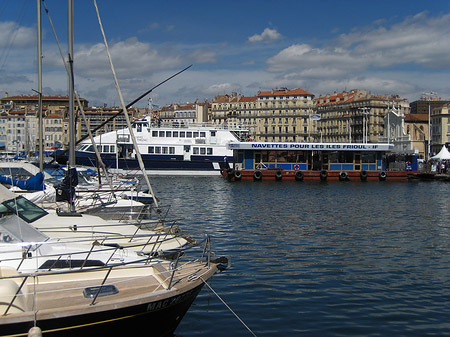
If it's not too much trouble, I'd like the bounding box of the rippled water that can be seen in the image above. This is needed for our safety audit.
[148,177,450,337]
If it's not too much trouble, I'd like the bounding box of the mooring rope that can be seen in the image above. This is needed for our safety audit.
[201,277,257,337]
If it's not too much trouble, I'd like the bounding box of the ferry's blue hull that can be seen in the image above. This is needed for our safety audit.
[52,150,231,174]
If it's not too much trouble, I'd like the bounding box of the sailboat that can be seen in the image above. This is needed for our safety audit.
[0,183,219,336]
[0,3,224,336]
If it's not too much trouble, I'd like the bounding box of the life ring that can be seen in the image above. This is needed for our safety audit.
[294,164,300,171]
[234,170,242,181]
[275,169,283,181]
[339,171,348,181]
[253,170,262,181]
[320,170,328,181]
[360,170,368,181]
[295,170,304,181]
[379,171,387,181]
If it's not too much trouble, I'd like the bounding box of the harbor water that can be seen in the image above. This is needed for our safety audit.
[147,177,450,337]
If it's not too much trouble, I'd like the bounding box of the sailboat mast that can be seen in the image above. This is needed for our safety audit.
[68,0,76,167]
[37,0,43,171]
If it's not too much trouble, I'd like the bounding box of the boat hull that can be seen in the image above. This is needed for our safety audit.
[222,169,416,182]
[52,150,228,176]
[0,281,205,337]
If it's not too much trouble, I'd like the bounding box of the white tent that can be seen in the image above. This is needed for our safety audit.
[431,145,450,160]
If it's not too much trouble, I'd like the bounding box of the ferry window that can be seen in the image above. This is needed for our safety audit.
[137,124,142,132]
[193,147,199,154]
[155,147,161,154]
[173,131,178,137]
[148,146,154,154]
[159,131,165,137]
[166,131,172,137]
[200,148,206,155]
[152,131,158,137]
[210,131,216,137]
[186,132,192,138]
[339,152,354,163]
[362,152,376,163]
[162,147,168,154]
[277,151,287,162]
[180,131,185,137]
[200,132,206,137]
[193,132,199,138]
[103,145,109,152]
[96,145,101,152]
[110,145,115,153]
[85,145,94,152]
[169,147,175,154]
[207,148,213,155]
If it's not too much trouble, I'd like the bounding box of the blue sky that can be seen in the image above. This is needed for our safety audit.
[1,0,450,108]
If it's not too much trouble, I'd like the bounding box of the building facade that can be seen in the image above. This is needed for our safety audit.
[404,113,428,158]
[431,104,450,154]
[159,102,208,126]
[316,89,410,144]
[210,88,316,142]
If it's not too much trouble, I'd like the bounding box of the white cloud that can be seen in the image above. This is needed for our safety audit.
[0,22,35,49]
[248,28,282,43]
[267,12,450,77]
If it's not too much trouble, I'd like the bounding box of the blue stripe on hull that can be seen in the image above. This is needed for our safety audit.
[61,152,230,172]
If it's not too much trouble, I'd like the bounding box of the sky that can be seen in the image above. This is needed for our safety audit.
[1,0,450,108]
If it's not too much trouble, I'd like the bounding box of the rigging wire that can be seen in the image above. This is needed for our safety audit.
[201,276,258,337]
[93,0,159,209]
[0,0,29,74]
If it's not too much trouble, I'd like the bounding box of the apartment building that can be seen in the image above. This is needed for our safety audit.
[159,102,208,125]
[210,88,316,142]
[431,104,450,153]
[0,93,88,112]
[316,89,410,143]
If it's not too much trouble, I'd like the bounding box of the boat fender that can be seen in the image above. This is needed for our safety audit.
[339,171,348,181]
[226,169,235,180]
[212,256,231,272]
[295,170,304,181]
[275,169,283,181]
[360,170,368,181]
[253,170,262,181]
[28,327,42,337]
[379,171,387,181]
[234,170,242,181]
[320,170,328,181]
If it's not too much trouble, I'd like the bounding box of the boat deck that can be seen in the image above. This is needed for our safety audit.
[0,261,215,326]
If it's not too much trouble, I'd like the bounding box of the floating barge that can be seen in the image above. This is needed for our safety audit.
[222,142,417,182]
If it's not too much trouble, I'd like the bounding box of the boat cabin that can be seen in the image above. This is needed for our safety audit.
[225,141,418,181]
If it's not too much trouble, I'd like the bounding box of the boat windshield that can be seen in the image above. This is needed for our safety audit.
[0,214,48,243]
[0,196,48,223]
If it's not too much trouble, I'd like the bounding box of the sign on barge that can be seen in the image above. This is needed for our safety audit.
[222,141,417,182]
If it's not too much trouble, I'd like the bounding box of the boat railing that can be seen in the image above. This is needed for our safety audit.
[0,232,214,315]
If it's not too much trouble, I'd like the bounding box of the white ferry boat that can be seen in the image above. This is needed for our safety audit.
[52,116,248,175]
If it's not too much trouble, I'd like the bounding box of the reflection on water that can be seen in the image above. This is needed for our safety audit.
[148,177,450,337]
